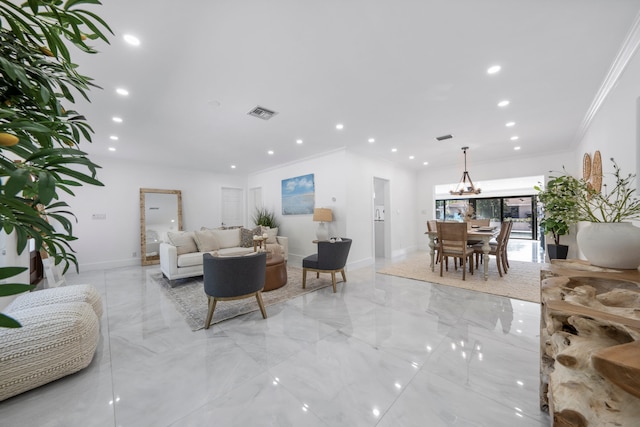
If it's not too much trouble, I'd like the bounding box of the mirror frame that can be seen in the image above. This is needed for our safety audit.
[140,188,183,266]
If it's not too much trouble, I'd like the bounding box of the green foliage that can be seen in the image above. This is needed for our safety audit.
[0,266,34,327]
[574,158,640,223]
[0,0,111,327]
[252,207,279,229]
[535,173,580,246]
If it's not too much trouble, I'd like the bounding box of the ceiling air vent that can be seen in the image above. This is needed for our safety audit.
[435,134,453,141]
[247,105,278,120]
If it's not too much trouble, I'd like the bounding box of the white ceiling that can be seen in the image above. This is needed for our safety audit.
[73,0,640,174]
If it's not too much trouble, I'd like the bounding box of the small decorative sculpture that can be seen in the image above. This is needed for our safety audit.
[464,204,475,222]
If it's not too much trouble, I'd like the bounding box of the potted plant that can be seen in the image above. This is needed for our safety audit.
[574,158,640,269]
[0,1,111,327]
[252,207,280,229]
[535,174,580,260]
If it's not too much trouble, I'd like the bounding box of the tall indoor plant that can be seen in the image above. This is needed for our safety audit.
[574,158,640,269]
[535,174,580,260]
[0,0,112,327]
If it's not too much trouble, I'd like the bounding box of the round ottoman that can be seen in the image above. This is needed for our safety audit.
[0,301,100,401]
[264,254,287,291]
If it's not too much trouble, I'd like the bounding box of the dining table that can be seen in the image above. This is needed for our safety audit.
[426,227,500,281]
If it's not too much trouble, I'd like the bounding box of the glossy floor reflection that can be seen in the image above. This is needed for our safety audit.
[0,252,550,426]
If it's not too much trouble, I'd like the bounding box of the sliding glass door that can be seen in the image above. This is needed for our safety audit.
[503,197,534,239]
[435,195,538,240]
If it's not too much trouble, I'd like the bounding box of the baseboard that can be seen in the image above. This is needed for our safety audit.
[79,258,140,272]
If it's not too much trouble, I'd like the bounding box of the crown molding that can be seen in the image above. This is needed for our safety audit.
[575,11,640,143]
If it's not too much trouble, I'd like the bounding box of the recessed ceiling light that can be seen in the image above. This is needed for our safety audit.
[296,139,303,144]
[409,155,415,160]
[506,121,516,127]
[123,34,140,46]
[423,161,429,166]
[510,136,519,141]
[368,138,375,143]
[487,65,501,74]
[108,147,116,152]
[231,165,236,169]
[109,135,118,140]
[391,148,397,153]
[514,146,521,150]
[267,150,274,155]
[112,117,123,123]
[335,123,344,130]
[498,100,510,107]
[116,88,129,96]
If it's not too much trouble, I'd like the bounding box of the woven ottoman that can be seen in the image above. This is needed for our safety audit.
[5,284,102,318]
[0,285,102,401]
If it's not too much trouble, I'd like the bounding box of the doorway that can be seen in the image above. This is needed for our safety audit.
[373,177,390,258]
[221,187,244,228]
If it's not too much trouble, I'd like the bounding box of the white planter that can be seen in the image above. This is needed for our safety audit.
[577,222,640,269]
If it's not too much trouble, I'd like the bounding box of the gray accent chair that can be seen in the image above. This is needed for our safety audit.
[302,238,352,293]
[202,252,267,329]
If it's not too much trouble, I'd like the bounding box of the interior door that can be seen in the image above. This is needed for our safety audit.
[221,187,244,227]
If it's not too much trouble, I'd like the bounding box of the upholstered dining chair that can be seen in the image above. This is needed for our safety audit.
[202,252,267,329]
[436,222,474,280]
[302,238,352,293]
[473,220,512,277]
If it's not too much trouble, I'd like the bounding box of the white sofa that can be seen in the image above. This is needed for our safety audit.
[160,227,288,284]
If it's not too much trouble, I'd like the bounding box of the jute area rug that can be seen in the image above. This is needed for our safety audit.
[377,252,542,303]
[150,267,332,331]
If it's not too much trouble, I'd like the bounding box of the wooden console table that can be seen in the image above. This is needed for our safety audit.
[540,259,640,426]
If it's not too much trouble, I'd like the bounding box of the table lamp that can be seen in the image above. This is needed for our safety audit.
[313,208,333,241]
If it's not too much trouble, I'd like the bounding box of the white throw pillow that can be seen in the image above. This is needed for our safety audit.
[261,226,278,244]
[167,231,197,255]
[193,230,220,252]
[212,228,241,248]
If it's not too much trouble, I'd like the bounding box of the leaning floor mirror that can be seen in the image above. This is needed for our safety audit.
[140,188,183,266]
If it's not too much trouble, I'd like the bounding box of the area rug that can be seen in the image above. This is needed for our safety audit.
[150,267,332,331]
[377,252,542,303]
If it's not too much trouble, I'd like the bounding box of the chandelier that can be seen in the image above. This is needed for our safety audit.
[450,146,481,195]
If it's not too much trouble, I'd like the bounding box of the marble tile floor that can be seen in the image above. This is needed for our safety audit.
[0,252,550,426]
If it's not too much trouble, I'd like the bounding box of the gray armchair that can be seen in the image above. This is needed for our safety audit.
[302,238,352,293]
[203,252,267,329]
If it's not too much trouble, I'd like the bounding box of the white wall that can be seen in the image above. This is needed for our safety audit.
[248,149,419,268]
[247,150,349,266]
[345,151,419,264]
[62,156,245,271]
[575,44,640,262]
[577,46,640,191]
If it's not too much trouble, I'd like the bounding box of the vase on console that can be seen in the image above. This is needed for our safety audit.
[577,222,640,269]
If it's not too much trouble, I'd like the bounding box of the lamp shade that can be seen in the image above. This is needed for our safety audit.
[313,208,333,222]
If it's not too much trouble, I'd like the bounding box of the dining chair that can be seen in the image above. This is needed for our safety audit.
[473,220,511,277]
[436,222,474,280]
[501,220,514,269]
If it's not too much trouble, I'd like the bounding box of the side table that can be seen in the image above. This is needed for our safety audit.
[264,254,287,291]
[253,237,265,252]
